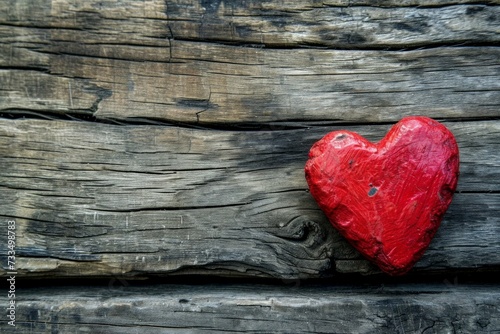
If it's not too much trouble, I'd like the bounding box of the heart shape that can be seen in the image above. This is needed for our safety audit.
[305,117,459,276]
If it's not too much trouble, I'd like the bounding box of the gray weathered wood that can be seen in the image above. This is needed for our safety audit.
[6,284,500,333]
[1,1,499,124]
[4,0,500,48]
[166,1,500,48]
[1,119,498,278]
[1,0,499,329]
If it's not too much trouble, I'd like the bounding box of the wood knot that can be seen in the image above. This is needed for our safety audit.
[278,216,331,250]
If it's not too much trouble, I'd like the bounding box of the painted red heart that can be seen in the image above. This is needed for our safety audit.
[305,117,459,276]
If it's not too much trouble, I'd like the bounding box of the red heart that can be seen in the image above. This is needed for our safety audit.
[305,117,459,276]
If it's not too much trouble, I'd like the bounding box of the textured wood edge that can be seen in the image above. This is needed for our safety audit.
[4,284,500,333]
[0,119,499,279]
[321,0,500,5]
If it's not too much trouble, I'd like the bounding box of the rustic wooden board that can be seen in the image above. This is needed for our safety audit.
[1,1,499,124]
[2,0,499,330]
[166,1,500,48]
[4,0,500,47]
[1,119,498,278]
[6,284,500,333]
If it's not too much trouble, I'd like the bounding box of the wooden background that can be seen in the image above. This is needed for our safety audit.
[1,0,499,332]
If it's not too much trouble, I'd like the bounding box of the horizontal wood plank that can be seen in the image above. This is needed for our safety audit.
[1,119,498,278]
[7,284,500,333]
[3,0,499,48]
[1,42,499,124]
[1,1,499,123]
[166,1,500,48]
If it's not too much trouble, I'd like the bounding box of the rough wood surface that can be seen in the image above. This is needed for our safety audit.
[2,1,499,331]
[1,119,499,278]
[1,1,499,124]
[5,284,500,333]
[166,1,500,48]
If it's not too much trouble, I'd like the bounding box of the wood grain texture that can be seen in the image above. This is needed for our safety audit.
[6,284,500,333]
[1,0,499,329]
[1,119,498,278]
[166,1,500,48]
[1,0,499,124]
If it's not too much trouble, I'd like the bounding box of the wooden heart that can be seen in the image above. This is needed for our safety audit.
[305,117,459,275]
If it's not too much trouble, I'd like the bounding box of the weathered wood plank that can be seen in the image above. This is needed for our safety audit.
[1,119,498,278]
[1,41,499,123]
[311,0,500,5]
[166,1,500,48]
[6,284,500,333]
[3,0,499,48]
[1,1,499,123]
